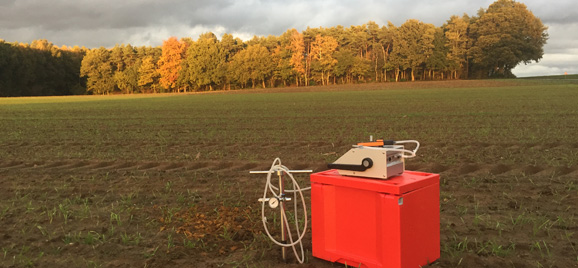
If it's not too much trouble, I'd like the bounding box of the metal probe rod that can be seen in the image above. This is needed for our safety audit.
[278,170,286,261]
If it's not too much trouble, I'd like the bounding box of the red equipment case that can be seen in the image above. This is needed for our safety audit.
[310,169,440,268]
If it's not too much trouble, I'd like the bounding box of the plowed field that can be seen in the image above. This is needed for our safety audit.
[1,80,577,267]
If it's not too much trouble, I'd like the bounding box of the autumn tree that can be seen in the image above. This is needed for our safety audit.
[114,65,139,94]
[444,15,470,79]
[230,44,274,88]
[270,30,297,87]
[288,29,306,86]
[346,25,372,81]
[381,23,397,81]
[110,45,125,72]
[108,44,140,93]
[302,27,324,86]
[122,45,137,68]
[468,0,547,78]
[221,33,244,89]
[310,35,338,85]
[138,56,160,92]
[80,47,115,95]
[333,49,355,83]
[179,32,226,91]
[426,27,450,80]
[367,21,386,82]
[390,20,436,81]
[158,37,186,92]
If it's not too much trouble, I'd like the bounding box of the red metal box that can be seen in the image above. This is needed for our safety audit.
[310,169,440,268]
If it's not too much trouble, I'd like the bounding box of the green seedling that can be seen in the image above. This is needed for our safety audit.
[144,246,159,258]
[110,212,122,226]
[120,193,137,207]
[166,233,175,251]
[220,225,234,241]
[164,181,173,193]
[531,240,552,259]
[183,239,196,249]
[121,232,142,245]
[25,201,34,213]
[83,231,104,245]
[58,203,72,224]
[36,225,48,237]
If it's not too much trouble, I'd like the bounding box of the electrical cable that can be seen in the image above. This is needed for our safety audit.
[260,158,310,264]
[394,140,420,158]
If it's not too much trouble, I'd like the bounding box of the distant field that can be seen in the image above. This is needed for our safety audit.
[519,73,578,79]
[1,80,577,267]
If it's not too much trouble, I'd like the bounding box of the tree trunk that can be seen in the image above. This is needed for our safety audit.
[383,44,391,82]
[465,58,469,79]
[375,53,378,82]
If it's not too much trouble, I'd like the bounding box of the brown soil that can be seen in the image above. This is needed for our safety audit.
[2,141,577,267]
[1,80,577,267]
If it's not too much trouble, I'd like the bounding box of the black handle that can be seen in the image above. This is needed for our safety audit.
[382,140,396,146]
[328,158,373,171]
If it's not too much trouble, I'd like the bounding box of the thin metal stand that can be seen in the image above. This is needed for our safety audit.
[250,168,312,262]
[278,170,287,261]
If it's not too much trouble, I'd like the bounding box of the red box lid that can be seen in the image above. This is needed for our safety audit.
[310,169,439,195]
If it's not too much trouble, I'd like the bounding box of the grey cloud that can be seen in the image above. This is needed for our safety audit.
[2,0,565,45]
[541,23,578,54]
[0,0,576,78]
[522,0,578,24]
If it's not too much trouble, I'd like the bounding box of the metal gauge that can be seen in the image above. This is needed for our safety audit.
[268,197,279,208]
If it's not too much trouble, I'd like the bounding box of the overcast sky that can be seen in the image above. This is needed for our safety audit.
[1,0,576,77]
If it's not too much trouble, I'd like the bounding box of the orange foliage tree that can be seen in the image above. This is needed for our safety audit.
[158,37,186,92]
[288,29,305,86]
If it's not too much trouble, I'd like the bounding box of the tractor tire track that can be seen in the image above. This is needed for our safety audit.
[2,159,577,180]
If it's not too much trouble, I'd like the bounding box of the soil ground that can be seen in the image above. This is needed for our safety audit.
[1,80,577,267]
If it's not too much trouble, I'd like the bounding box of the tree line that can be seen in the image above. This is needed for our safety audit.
[0,0,547,96]
[0,40,85,96]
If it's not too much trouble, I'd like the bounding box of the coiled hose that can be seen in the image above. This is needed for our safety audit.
[260,158,311,264]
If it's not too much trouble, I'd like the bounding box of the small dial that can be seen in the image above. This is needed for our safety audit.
[268,198,279,208]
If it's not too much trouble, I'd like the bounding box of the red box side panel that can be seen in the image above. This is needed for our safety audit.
[312,182,382,267]
[379,193,402,268]
[400,182,440,267]
[311,183,327,260]
[311,171,440,268]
